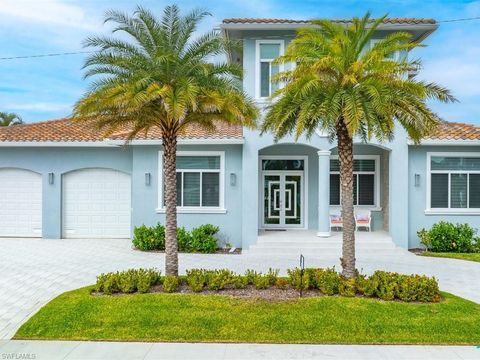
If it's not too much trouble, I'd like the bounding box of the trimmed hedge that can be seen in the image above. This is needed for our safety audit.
[418,221,480,253]
[94,267,441,303]
[132,223,220,253]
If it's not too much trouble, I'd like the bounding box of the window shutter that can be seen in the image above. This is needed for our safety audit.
[431,173,448,208]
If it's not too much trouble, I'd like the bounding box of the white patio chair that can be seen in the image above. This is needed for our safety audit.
[329,211,343,231]
[355,210,371,232]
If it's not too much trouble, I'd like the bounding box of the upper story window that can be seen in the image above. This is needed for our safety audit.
[256,40,284,99]
[329,157,379,207]
[428,154,480,210]
[158,151,225,213]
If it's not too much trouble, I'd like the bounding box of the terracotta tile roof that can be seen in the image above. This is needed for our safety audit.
[425,121,480,141]
[0,118,243,142]
[222,18,437,25]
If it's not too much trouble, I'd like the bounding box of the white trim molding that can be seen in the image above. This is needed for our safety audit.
[157,150,226,213]
[425,151,480,213]
[255,39,285,100]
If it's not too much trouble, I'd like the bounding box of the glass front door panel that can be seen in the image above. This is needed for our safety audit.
[263,172,303,227]
[285,175,301,225]
[264,175,280,225]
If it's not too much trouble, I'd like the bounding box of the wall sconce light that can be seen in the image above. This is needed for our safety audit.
[145,172,151,186]
[48,172,54,185]
[414,173,420,187]
[230,172,236,186]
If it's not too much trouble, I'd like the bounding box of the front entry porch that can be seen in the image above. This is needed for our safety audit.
[257,143,391,240]
[247,229,406,257]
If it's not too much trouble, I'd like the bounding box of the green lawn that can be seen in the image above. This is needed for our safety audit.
[420,252,480,263]
[15,287,480,344]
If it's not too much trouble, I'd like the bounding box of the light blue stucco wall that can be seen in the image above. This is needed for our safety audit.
[0,144,243,246]
[131,145,243,247]
[408,145,480,249]
[0,146,133,238]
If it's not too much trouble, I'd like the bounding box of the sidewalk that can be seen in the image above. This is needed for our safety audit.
[0,340,479,360]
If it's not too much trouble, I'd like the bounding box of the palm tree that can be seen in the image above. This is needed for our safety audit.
[0,112,23,126]
[73,5,258,276]
[262,14,455,278]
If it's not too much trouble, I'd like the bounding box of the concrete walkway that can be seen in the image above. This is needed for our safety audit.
[1,237,480,340]
[0,340,479,360]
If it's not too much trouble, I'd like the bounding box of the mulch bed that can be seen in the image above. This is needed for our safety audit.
[132,247,242,254]
[409,248,426,255]
[93,284,321,301]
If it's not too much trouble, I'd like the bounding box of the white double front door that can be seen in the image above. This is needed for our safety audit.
[263,171,304,228]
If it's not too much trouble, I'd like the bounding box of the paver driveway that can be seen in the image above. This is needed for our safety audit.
[1,237,479,339]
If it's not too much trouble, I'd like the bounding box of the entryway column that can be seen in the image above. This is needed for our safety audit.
[317,150,331,237]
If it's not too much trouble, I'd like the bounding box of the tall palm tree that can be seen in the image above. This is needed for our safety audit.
[262,14,455,278]
[73,5,258,276]
[0,112,23,126]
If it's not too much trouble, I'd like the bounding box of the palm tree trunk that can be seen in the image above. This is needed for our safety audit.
[162,132,179,277]
[336,118,356,278]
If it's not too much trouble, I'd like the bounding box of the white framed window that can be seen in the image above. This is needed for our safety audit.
[426,152,480,214]
[157,151,226,213]
[329,155,380,209]
[255,40,284,99]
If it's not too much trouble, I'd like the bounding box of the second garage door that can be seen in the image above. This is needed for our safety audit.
[63,168,131,238]
[0,168,42,237]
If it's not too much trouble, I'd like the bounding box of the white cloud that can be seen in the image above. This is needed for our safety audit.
[0,0,99,30]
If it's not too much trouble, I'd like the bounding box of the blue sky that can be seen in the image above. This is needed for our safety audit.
[0,0,479,123]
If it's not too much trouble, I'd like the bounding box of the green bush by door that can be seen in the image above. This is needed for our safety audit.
[132,223,220,253]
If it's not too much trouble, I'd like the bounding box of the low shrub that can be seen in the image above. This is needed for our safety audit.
[163,276,179,293]
[177,226,192,252]
[275,278,289,290]
[190,225,219,253]
[245,269,261,285]
[95,268,161,295]
[253,275,270,290]
[287,268,311,291]
[118,269,139,293]
[418,222,480,253]
[233,275,249,289]
[132,224,165,251]
[94,267,441,302]
[396,274,441,302]
[314,267,340,295]
[370,271,399,301]
[339,278,356,297]
[206,269,234,291]
[186,269,208,292]
[266,268,279,286]
[132,223,220,253]
[354,273,368,295]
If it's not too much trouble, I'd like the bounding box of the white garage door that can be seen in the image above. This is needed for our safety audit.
[0,168,42,237]
[63,169,131,238]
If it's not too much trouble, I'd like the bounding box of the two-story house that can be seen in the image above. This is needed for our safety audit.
[0,17,479,253]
